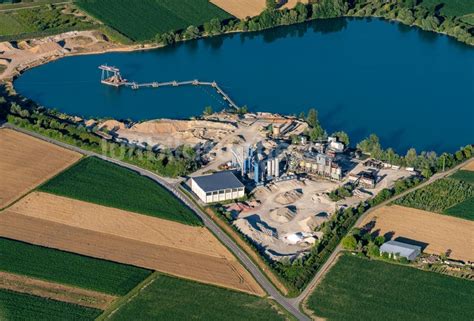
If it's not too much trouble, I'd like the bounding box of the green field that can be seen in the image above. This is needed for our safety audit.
[106,274,287,321]
[444,197,474,220]
[451,170,474,185]
[420,0,474,17]
[0,289,101,321]
[307,255,474,321]
[0,5,95,40]
[76,0,231,42]
[0,237,151,295]
[394,177,474,220]
[38,157,201,225]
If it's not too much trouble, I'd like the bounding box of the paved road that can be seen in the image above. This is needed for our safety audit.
[293,156,474,307]
[7,124,471,320]
[4,124,310,321]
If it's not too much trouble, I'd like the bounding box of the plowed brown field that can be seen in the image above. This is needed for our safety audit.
[0,129,81,209]
[0,271,116,309]
[0,193,264,296]
[359,205,474,262]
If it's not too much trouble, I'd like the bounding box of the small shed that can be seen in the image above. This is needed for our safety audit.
[380,240,421,261]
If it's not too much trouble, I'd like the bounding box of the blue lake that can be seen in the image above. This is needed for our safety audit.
[14,18,474,153]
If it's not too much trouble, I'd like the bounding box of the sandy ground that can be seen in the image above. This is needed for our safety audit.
[359,205,474,262]
[211,0,308,19]
[0,271,117,309]
[235,178,337,259]
[462,160,474,171]
[0,129,81,209]
[0,192,264,296]
[105,119,237,149]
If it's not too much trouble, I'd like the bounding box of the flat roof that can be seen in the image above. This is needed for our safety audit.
[192,171,244,193]
[380,240,421,257]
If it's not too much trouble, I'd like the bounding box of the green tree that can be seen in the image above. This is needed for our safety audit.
[341,235,357,250]
[367,241,380,257]
[306,108,319,128]
[332,131,349,146]
[266,0,278,10]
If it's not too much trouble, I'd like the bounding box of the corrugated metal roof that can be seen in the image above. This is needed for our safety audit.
[192,171,244,192]
[380,240,421,257]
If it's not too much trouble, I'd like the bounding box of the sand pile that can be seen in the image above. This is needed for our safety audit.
[99,120,127,131]
[275,189,303,205]
[269,207,297,223]
[131,119,235,134]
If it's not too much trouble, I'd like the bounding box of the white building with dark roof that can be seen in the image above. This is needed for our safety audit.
[380,240,421,261]
[190,171,245,204]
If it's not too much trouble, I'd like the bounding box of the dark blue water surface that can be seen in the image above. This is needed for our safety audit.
[14,18,474,153]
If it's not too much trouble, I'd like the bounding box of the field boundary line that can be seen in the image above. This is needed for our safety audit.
[97,272,159,321]
[3,123,311,321]
[295,157,474,310]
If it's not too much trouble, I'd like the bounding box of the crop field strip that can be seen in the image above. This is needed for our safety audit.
[0,271,117,310]
[76,0,232,42]
[0,237,152,296]
[0,194,264,296]
[0,129,82,209]
[105,274,287,321]
[307,255,474,321]
[394,176,474,220]
[0,288,101,321]
[358,205,474,262]
[38,156,201,226]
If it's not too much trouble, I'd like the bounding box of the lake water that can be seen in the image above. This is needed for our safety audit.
[14,18,474,153]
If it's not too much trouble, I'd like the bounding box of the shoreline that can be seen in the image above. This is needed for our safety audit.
[2,14,472,85]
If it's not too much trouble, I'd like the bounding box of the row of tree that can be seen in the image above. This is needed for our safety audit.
[272,174,422,292]
[1,95,198,178]
[153,0,472,48]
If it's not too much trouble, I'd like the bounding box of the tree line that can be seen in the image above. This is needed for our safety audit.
[152,0,472,47]
[0,92,198,178]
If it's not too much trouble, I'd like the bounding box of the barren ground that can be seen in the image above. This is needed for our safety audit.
[462,161,474,171]
[210,0,308,19]
[0,193,264,296]
[0,271,117,310]
[359,205,474,262]
[0,129,81,209]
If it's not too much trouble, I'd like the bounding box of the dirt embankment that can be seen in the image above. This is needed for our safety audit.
[0,271,117,310]
[359,205,474,262]
[0,129,81,209]
[0,192,265,296]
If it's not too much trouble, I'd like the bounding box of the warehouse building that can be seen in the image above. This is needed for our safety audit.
[191,171,245,203]
[380,240,421,261]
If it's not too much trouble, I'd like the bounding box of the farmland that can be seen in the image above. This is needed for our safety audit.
[76,0,231,42]
[358,205,474,262]
[394,178,474,220]
[106,274,287,321]
[0,237,151,295]
[0,289,101,321]
[38,157,201,225]
[307,255,474,321]
[420,0,474,17]
[444,197,474,221]
[0,129,81,209]
[451,170,474,185]
[0,193,264,295]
